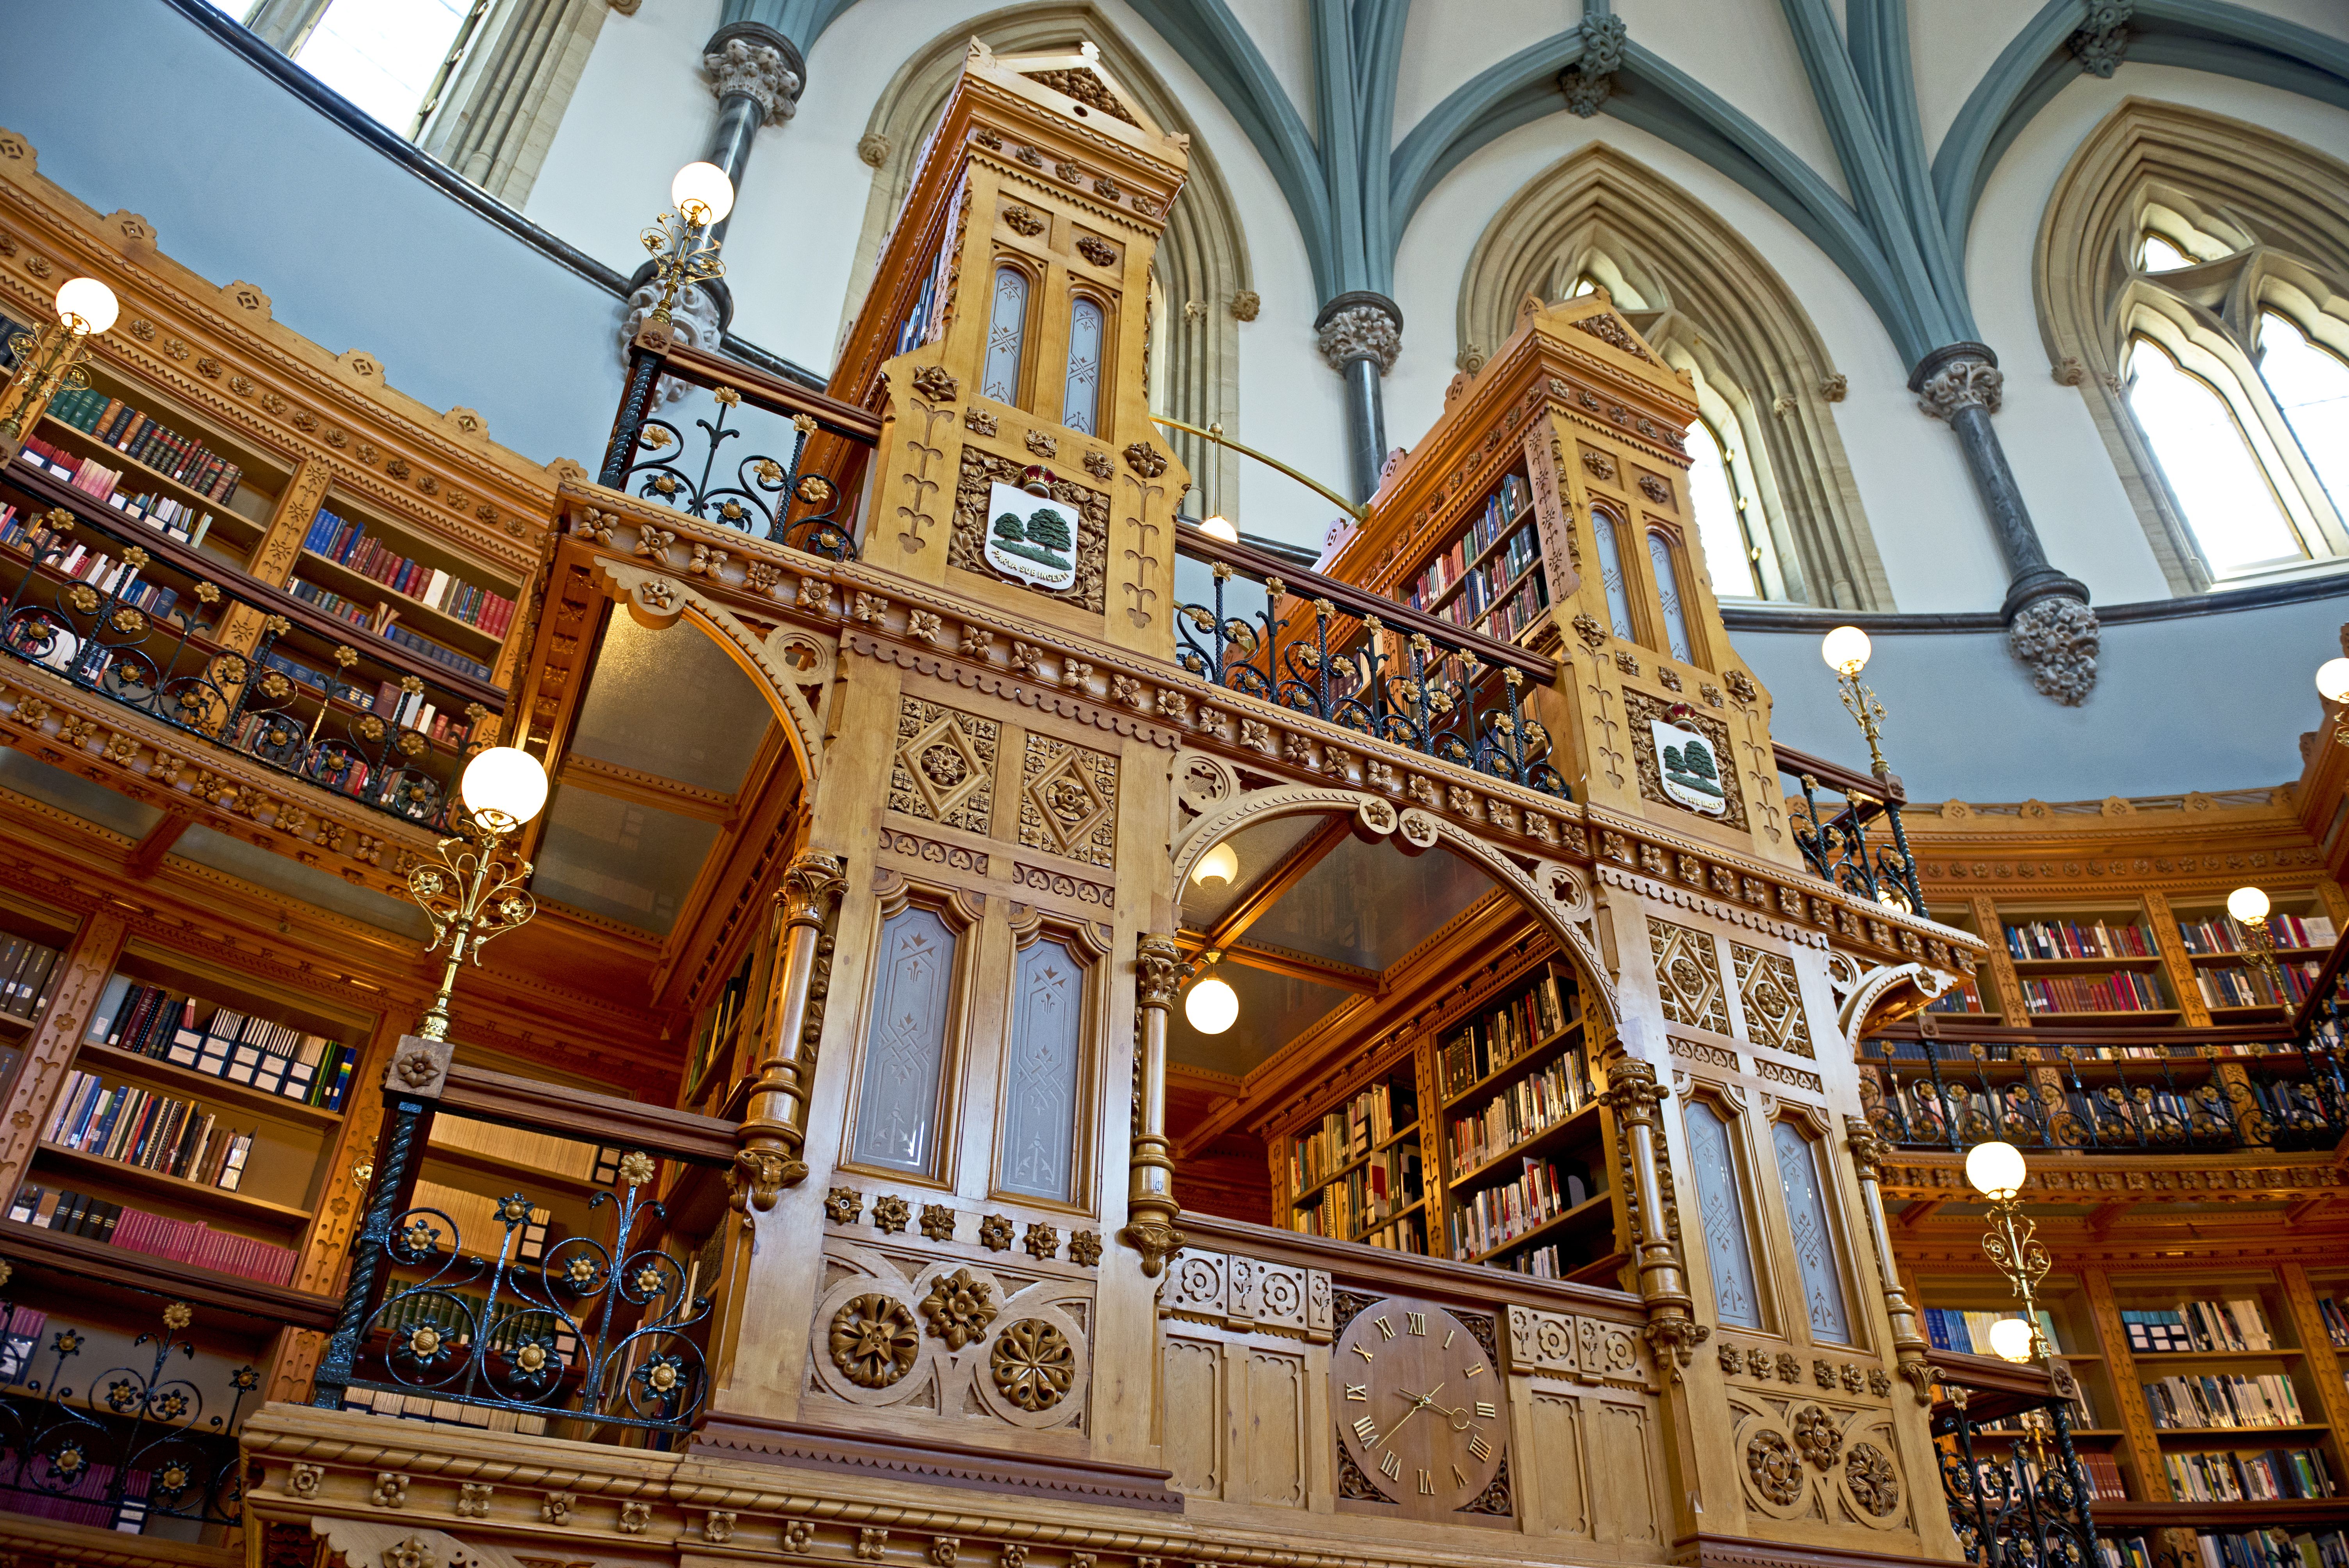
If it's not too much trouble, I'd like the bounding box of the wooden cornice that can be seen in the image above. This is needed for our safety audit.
[557,752,738,824]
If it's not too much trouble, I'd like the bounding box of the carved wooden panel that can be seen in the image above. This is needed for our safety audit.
[1528,1392,1590,1538]
[1162,1335,1222,1494]
[889,696,999,830]
[1018,732,1118,868]
[997,936,1085,1202]
[1502,1303,1649,1387]
[1158,1247,1333,1342]
[1595,1401,1661,1544]
[1649,918,1731,1034]
[1243,1348,1306,1507]
[1732,941,1815,1058]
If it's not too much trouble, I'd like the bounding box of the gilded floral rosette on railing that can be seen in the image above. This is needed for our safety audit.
[626,388,858,560]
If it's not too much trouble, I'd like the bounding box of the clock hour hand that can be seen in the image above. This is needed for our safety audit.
[1386,1381,1445,1434]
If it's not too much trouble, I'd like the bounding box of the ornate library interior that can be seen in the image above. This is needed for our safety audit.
[0,7,2347,1568]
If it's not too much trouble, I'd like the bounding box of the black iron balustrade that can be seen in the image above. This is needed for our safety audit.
[1934,1352,2099,1568]
[600,334,880,561]
[0,481,496,834]
[1780,742,1927,918]
[312,1053,740,1447]
[0,1286,257,1531]
[1174,523,1570,798]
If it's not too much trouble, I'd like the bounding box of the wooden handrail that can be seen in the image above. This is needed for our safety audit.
[648,339,883,445]
[1775,740,1904,806]
[1180,1211,1641,1320]
[437,1061,736,1167]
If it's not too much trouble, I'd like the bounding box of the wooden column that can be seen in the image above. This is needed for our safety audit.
[1121,933,1184,1276]
[0,909,125,1200]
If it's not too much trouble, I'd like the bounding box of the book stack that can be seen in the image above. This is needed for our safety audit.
[1447,1054,1591,1176]
[40,385,244,503]
[1477,570,1552,643]
[428,1114,605,1181]
[2180,913,2335,953]
[2161,1447,2334,1501]
[2175,1527,2349,1568]
[2006,918,2157,959]
[2019,971,2165,1014]
[405,1178,552,1263]
[1922,1306,2062,1356]
[301,509,515,634]
[1495,1243,1567,1279]
[1406,474,1531,613]
[0,933,65,1023]
[1448,1154,1598,1262]
[2076,1450,2128,1500]
[284,576,494,688]
[1289,1077,1416,1193]
[45,1071,255,1191]
[8,522,189,635]
[339,1385,550,1435]
[7,1183,298,1285]
[1438,971,1575,1097]
[2144,1370,2305,1429]
[1291,1142,1422,1244]
[1356,1208,1425,1253]
[2122,1298,2276,1354]
[1924,978,1991,1014]
[2199,962,2321,1009]
[87,975,353,1113]
[2315,1297,2349,1348]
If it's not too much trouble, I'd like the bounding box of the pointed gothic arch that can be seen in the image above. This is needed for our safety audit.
[2037,100,2349,593]
[1457,146,1890,613]
[840,4,1252,518]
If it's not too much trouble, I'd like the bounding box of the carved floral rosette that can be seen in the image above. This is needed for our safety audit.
[811,1241,1091,1432]
[1729,1397,1909,1530]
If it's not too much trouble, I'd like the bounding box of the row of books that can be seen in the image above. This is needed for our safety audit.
[2005,918,2157,960]
[1403,474,1531,612]
[247,640,474,745]
[1424,524,1540,629]
[2076,1450,2129,1499]
[1494,1243,1569,1279]
[1923,1306,2061,1356]
[1291,1146,1421,1242]
[1471,570,1551,643]
[1924,979,1991,1014]
[2199,963,2322,1010]
[6,1183,298,1286]
[2144,1371,2306,1430]
[44,384,244,502]
[6,517,193,636]
[2019,971,2167,1014]
[301,508,516,635]
[2313,1297,2349,1348]
[428,1114,611,1184]
[1447,1155,1598,1262]
[1355,1211,1426,1254]
[1289,1076,1417,1193]
[87,975,354,1113]
[284,577,494,691]
[6,454,223,555]
[378,1281,580,1360]
[2106,1528,2349,1568]
[44,1071,254,1192]
[1438,971,1575,1098]
[0,933,65,1025]
[339,1383,549,1435]
[406,1178,553,1263]
[1447,1054,1592,1177]
[2181,913,2335,955]
[2162,1447,2334,1501]
[2124,1298,2278,1354]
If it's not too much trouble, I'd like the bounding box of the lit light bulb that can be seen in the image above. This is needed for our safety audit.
[1198,515,1239,543]
[1987,1316,2037,1363]
[1185,974,1239,1034]
[2319,659,2349,704]
[2227,885,2271,925]
[1963,1139,2026,1200]
[1192,842,1239,887]
[461,746,550,829]
[670,161,736,226]
[53,277,119,335]
[1820,624,1871,675]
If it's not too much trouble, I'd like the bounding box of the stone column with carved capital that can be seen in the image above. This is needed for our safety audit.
[1314,292,1403,504]
[731,850,845,1218]
[1120,934,1186,1277]
[1912,342,2100,705]
[1846,1114,1934,1403]
[1596,1035,1708,1379]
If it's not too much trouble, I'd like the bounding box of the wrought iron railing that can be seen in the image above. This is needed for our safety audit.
[0,1288,257,1531]
[311,1049,738,1447]
[599,334,879,561]
[0,463,501,832]
[1933,1351,2099,1568]
[1174,524,1570,797]
[1779,742,1927,918]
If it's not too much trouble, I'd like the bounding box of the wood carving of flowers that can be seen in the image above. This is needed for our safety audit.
[919,1268,996,1349]
[829,1294,920,1388]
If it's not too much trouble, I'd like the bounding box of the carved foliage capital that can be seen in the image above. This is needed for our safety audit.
[1136,934,1182,1010]
[2007,595,2101,707]
[1844,1113,1890,1181]
[778,850,848,928]
[1316,304,1402,376]
[706,38,801,124]
[1915,356,2003,421]
[1600,1055,1664,1125]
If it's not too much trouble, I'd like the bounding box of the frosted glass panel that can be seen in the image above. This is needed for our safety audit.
[1062,298,1105,435]
[1595,511,1635,638]
[850,906,957,1174]
[1772,1121,1852,1343]
[998,939,1086,1201]
[1685,1102,1763,1329]
[1648,533,1693,662]
[982,267,1029,404]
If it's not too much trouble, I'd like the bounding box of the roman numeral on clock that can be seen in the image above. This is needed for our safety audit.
[1417,1469,1434,1495]
[1353,1415,1379,1444]
[1475,1401,1496,1418]
[1375,1315,1396,1340]
[1469,1434,1494,1461]
[1452,1464,1469,1488]
[1406,1312,1426,1335]
[1345,1383,1367,1402]
[1379,1451,1403,1481]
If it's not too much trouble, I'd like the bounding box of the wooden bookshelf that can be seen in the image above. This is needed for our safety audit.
[31,1143,313,1226]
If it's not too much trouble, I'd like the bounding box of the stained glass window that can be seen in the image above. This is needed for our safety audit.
[1772,1121,1852,1343]
[1685,1101,1763,1329]
[998,938,1085,1202]
[1648,533,1693,662]
[849,905,957,1174]
[1062,298,1105,435]
[982,266,1030,404]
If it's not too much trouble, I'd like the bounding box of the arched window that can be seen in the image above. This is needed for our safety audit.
[981,265,1030,405]
[1770,1121,1852,1344]
[1647,531,1695,663]
[1686,416,1766,600]
[1593,509,1636,640]
[1062,296,1106,435]
[2258,311,2349,517]
[1683,1100,1764,1330]
[2124,337,2304,576]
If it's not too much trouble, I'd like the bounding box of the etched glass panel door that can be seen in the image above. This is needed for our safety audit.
[1684,1102,1763,1329]
[997,938,1085,1201]
[1595,511,1636,638]
[1647,533,1694,662]
[1772,1120,1852,1342]
[850,905,957,1174]
[982,266,1030,404]
[1061,298,1105,436]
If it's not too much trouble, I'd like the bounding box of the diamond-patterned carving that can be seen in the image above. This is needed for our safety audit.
[1018,734,1117,868]
[890,697,998,831]
[1732,942,1815,1058]
[1650,919,1731,1035]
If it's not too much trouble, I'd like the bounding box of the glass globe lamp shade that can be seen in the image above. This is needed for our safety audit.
[670,161,736,225]
[460,746,549,830]
[1192,842,1239,887]
[2227,885,2271,924]
[1987,1316,2037,1364]
[1184,974,1239,1035]
[1963,1139,2026,1200]
[1198,515,1240,543]
[2318,658,2349,704]
[53,277,119,335]
[1820,624,1872,675]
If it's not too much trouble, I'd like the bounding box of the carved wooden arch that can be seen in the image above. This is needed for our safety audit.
[1167,777,1621,1029]
[584,555,831,785]
[1833,959,1949,1046]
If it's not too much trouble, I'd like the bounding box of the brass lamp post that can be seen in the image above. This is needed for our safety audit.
[405,747,549,1041]
[640,162,734,328]
[0,277,119,463]
[1964,1139,2050,1364]
[1820,625,1893,782]
[2228,885,2288,1005]
[2317,659,2349,748]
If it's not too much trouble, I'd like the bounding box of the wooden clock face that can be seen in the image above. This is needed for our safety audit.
[1333,1297,1505,1517]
